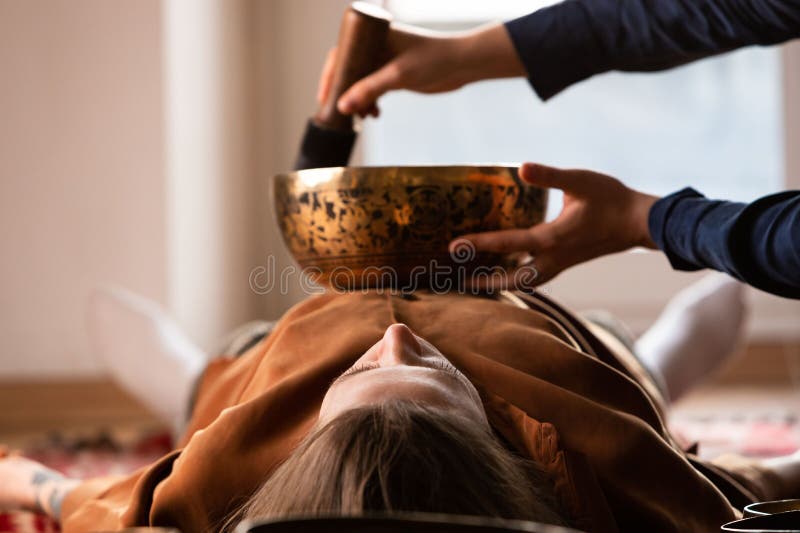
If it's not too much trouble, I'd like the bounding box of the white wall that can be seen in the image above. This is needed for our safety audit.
[0,0,286,377]
[0,1,167,377]
[164,0,265,349]
[785,42,800,191]
[253,0,353,306]
[163,0,356,343]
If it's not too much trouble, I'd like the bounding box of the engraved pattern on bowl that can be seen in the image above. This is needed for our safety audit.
[273,166,548,288]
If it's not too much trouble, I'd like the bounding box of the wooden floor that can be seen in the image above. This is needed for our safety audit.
[1,342,798,448]
[0,379,159,448]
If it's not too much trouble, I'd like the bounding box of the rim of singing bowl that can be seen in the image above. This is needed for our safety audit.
[721,510,800,532]
[273,165,530,188]
[744,500,800,518]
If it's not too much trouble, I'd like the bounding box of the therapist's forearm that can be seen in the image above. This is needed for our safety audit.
[456,23,527,83]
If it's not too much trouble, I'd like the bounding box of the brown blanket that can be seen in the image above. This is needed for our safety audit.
[62,291,765,532]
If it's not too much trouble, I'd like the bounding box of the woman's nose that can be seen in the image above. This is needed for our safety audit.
[378,323,422,365]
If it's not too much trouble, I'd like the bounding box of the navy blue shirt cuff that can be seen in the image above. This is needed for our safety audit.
[649,187,800,299]
[648,187,706,272]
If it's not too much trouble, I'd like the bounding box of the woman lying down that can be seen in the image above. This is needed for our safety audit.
[1,276,798,532]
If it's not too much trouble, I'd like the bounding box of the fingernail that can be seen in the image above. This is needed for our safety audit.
[520,163,538,181]
[449,238,473,252]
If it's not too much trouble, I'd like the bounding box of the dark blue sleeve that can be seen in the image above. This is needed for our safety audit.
[504,0,800,100]
[648,188,800,298]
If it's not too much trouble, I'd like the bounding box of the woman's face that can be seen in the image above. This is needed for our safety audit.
[319,324,488,426]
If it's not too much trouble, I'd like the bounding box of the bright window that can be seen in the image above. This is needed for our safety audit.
[363,1,784,207]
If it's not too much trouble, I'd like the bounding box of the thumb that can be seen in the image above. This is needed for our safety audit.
[338,62,402,115]
[519,162,588,195]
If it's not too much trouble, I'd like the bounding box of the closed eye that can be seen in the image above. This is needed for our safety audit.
[429,359,462,379]
[331,359,462,387]
[339,362,379,379]
[330,362,379,386]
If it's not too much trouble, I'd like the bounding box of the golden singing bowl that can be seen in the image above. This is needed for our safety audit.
[273,165,548,289]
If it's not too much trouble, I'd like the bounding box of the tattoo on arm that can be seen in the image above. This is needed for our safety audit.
[30,468,67,519]
[31,470,63,484]
[48,485,67,519]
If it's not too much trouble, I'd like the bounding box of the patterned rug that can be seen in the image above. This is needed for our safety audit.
[0,428,172,533]
[1,415,798,532]
[670,413,800,459]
